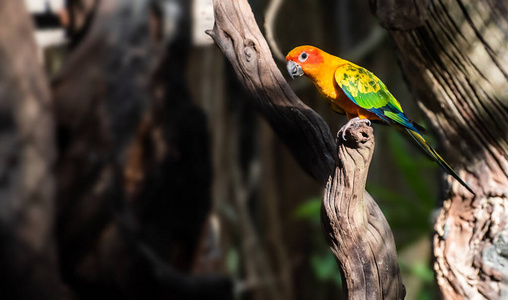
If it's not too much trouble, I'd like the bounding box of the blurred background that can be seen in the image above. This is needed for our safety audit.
[2,0,441,299]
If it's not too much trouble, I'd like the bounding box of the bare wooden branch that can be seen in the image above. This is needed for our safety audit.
[207,0,404,298]
[322,123,404,300]
[371,0,508,298]
[264,0,285,62]
[206,0,336,184]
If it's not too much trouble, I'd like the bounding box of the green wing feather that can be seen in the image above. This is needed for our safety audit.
[333,62,475,194]
[334,64,400,108]
[334,63,415,128]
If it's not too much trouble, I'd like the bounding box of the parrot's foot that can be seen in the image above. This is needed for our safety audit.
[339,117,371,141]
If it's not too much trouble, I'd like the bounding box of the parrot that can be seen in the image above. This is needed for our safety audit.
[286,45,474,195]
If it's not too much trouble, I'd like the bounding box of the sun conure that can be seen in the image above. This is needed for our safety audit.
[286,45,474,194]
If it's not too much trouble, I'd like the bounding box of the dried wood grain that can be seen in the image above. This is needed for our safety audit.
[372,0,508,298]
[323,124,404,300]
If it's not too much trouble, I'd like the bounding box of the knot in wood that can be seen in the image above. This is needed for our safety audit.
[340,123,374,149]
[494,230,508,257]
[481,244,508,279]
[243,39,256,62]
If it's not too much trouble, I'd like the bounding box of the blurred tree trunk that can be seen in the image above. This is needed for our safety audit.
[371,0,508,298]
[0,1,62,299]
[51,0,230,298]
[52,3,166,296]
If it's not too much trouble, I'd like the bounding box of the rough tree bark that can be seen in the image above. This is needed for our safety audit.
[207,0,404,298]
[322,124,404,300]
[0,0,61,298]
[370,0,508,298]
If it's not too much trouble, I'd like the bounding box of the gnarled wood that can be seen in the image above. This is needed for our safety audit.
[322,124,404,300]
[371,0,508,298]
[206,0,335,184]
[207,0,404,298]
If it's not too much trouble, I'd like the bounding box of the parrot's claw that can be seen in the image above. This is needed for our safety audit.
[339,117,371,141]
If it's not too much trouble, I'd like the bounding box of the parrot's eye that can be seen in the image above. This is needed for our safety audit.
[298,52,309,62]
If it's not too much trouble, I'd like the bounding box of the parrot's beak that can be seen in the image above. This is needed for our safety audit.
[287,60,304,79]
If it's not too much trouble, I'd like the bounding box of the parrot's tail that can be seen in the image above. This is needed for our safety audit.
[405,128,475,195]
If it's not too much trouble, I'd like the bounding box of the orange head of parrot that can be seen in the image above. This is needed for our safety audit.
[286,45,326,79]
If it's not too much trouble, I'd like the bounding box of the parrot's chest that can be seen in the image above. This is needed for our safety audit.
[313,76,358,113]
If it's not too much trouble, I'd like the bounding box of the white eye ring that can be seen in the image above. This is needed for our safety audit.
[298,52,309,62]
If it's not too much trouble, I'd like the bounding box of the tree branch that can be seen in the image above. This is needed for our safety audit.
[322,123,405,300]
[206,0,335,184]
[264,0,285,62]
[207,0,404,298]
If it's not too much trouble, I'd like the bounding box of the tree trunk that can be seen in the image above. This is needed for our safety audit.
[52,0,231,298]
[0,1,61,298]
[371,0,508,298]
